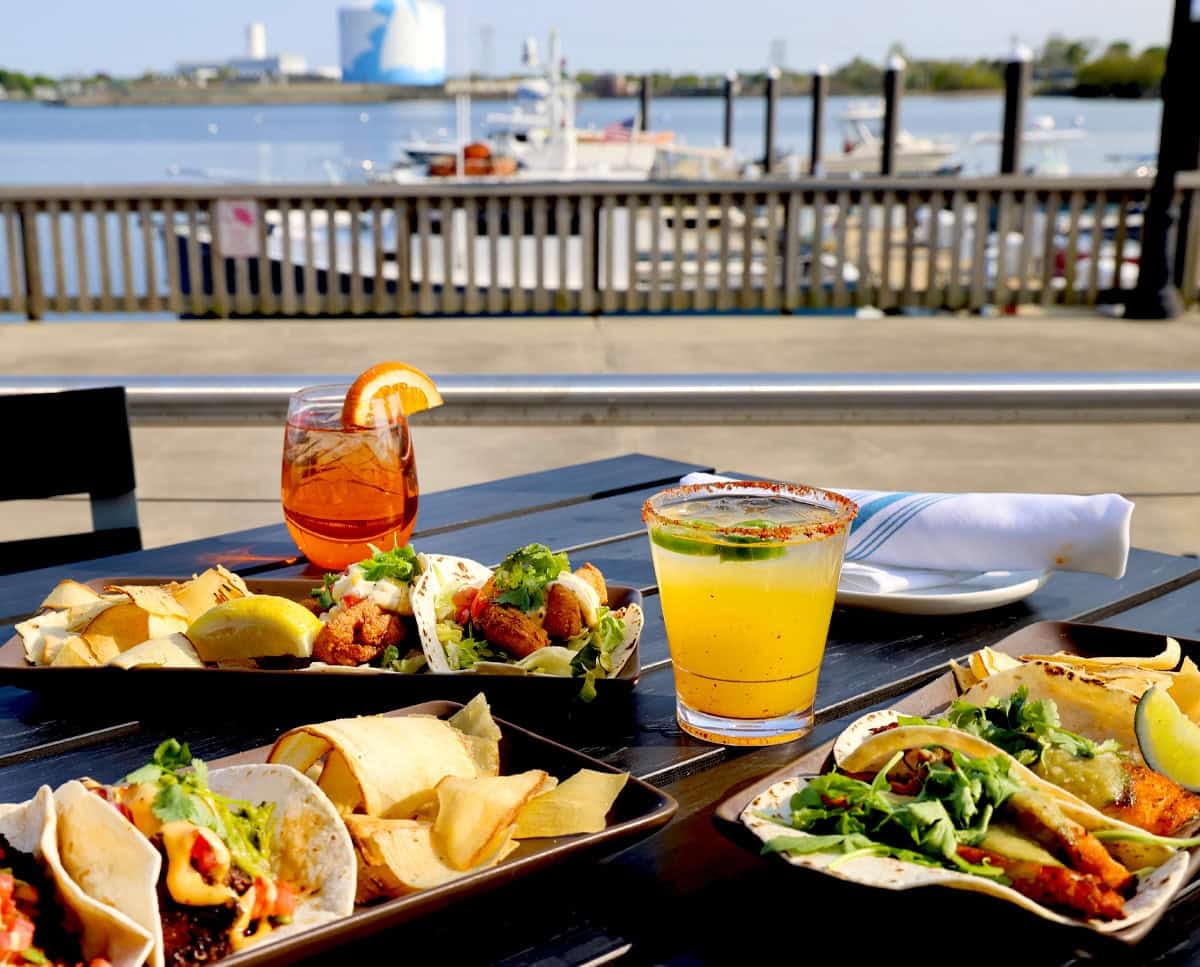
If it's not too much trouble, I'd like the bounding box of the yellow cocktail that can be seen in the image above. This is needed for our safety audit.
[643,481,857,746]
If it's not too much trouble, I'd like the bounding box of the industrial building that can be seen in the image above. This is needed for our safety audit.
[339,0,446,85]
[176,22,313,83]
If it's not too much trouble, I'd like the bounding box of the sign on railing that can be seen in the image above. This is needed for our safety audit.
[0,176,1187,320]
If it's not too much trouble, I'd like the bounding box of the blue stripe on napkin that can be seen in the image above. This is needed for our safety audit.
[848,493,955,560]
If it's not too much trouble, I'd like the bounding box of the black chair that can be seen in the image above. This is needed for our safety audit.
[0,386,142,576]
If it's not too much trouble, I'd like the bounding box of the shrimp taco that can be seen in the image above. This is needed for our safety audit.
[53,741,355,967]
[743,725,1199,933]
[412,545,643,695]
[0,786,153,966]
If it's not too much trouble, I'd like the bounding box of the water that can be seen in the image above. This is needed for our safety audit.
[0,94,1160,184]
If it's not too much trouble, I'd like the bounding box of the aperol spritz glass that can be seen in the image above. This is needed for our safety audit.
[281,384,420,570]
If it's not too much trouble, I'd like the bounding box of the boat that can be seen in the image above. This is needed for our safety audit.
[378,31,737,184]
[773,101,959,177]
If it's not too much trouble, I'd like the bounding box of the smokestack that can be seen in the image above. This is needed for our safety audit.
[246,22,267,60]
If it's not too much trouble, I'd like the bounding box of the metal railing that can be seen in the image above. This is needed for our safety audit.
[3,373,1198,425]
[0,174,1184,320]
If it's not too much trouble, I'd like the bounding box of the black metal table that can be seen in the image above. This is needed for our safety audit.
[3,452,1199,966]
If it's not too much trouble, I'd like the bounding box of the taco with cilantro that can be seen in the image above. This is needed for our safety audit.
[411,545,643,695]
[53,742,355,967]
[0,786,153,967]
[743,727,1200,933]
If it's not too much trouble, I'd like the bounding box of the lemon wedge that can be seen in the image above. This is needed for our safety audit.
[1135,685,1200,792]
[186,596,321,663]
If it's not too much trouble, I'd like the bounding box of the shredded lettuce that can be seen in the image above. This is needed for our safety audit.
[376,644,427,674]
[436,621,498,670]
[516,646,577,677]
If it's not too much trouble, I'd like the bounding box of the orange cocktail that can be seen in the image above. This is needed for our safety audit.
[282,383,420,570]
[643,481,857,746]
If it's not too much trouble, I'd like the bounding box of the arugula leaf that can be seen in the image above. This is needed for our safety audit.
[492,544,569,612]
[358,543,421,584]
[769,749,1020,883]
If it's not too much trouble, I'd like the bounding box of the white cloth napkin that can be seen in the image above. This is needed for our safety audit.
[678,473,1134,590]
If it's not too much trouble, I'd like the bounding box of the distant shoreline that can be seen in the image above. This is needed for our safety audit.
[12,84,1143,109]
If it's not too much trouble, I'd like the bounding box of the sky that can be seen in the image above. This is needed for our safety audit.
[0,0,1176,78]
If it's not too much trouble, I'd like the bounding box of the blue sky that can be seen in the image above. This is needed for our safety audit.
[0,0,1174,77]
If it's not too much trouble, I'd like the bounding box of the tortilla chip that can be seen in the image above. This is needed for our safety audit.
[172,567,250,622]
[51,635,103,667]
[968,646,1022,682]
[39,579,103,611]
[514,769,627,838]
[108,635,203,669]
[432,771,547,870]
[104,586,189,620]
[81,603,152,655]
[345,817,475,902]
[17,610,71,664]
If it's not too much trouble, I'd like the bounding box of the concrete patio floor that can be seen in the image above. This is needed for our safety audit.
[2,312,1199,557]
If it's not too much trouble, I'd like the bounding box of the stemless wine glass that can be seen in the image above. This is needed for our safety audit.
[643,481,857,746]
[281,384,420,570]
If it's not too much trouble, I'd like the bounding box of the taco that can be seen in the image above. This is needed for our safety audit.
[835,676,1200,837]
[53,742,355,967]
[412,545,643,692]
[306,543,427,672]
[0,786,154,967]
[743,727,1197,932]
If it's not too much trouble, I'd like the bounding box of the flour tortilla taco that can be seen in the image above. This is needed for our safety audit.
[0,785,154,967]
[54,743,355,967]
[744,726,1198,933]
[412,548,642,692]
[834,674,1200,838]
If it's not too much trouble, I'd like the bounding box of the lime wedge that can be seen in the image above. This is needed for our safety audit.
[1135,685,1200,792]
[187,595,321,663]
[650,527,718,557]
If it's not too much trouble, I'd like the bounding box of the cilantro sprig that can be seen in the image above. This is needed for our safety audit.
[358,543,421,584]
[899,686,1122,767]
[124,739,275,880]
[310,573,337,611]
[492,544,569,612]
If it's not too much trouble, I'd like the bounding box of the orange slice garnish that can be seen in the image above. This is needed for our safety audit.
[341,361,444,428]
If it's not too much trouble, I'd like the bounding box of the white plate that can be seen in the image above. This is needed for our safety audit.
[835,569,1052,615]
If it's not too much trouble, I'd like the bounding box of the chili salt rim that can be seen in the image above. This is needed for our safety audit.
[641,480,859,542]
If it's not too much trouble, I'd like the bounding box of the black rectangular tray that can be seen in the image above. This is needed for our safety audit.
[0,576,642,705]
[714,620,1200,946]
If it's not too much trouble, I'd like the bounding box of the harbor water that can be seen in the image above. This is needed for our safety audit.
[0,94,1160,184]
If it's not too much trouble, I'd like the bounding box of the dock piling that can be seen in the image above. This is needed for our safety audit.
[723,71,737,150]
[881,55,905,176]
[810,65,828,176]
[1001,44,1032,175]
[763,67,780,174]
[639,75,652,132]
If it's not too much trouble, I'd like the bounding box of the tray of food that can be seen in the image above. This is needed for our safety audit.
[2,542,644,701]
[715,621,1200,944]
[5,694,676,966]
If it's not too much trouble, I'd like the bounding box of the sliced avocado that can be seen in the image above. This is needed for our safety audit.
[979,823,1064,867]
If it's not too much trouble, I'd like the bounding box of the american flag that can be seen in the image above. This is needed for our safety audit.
[602,116,636,141]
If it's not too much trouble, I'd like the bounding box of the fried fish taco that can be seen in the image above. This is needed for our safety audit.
[54,742,354,967]
[836,679,1200,837]
[0,786,153,967]
[744,729,1199,933]
[412,547,643,693]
